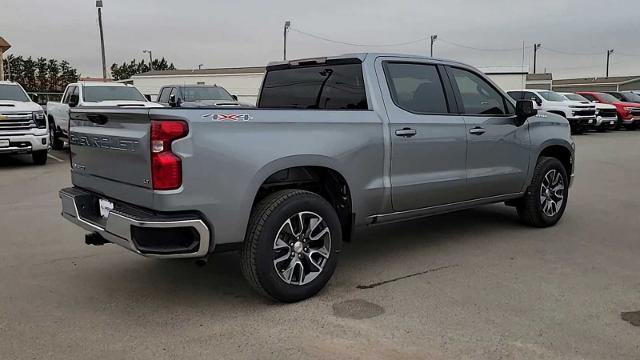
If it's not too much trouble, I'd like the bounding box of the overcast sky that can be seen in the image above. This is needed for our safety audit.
[2,0,639,79]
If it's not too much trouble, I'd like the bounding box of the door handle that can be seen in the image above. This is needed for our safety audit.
[395,128,417,138]
[469,127,486,135]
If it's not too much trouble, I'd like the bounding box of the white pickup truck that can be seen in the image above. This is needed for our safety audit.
[47,82,160,149]
[0,81,49,165]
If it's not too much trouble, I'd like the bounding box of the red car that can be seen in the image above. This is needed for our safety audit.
[577,91,640,130]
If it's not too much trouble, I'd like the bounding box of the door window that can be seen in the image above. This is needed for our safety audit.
[384,62,449,114]
[158,88,170,103]
[62,86,76,104]
[449,67,508,115]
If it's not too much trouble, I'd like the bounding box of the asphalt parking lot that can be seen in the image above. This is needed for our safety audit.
[1,131,639,360]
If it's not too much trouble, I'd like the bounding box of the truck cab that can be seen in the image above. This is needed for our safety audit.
[0,81,49,165]
[47,81,160,149]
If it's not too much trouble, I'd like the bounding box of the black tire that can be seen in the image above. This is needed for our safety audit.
[571,124,584,135]
[49,118,64,150]
[32,150,48,165]
[241,189,342,302]
[614,116,623,130]
[624,123,637,131]
[516,157,569,228]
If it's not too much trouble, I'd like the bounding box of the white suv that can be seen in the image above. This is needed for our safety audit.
[560,92,617,131]
[0,81,49,165]
[507,89,596,134]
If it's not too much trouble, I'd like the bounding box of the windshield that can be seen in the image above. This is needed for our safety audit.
[539,91,566,102]
[563,94,590,102]
[0,84,30,102]
[597,93,620,103]
[182,87,234,102]
[83,86,147,102]
[621,92,640,103]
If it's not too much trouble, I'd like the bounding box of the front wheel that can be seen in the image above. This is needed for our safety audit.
[241,189,342,302]
[516,157,569,227]
[49,119,64,150]
[32,150,48,165]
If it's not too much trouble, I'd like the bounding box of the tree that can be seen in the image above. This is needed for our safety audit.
[110,57,176,81]
[2,55,79,92]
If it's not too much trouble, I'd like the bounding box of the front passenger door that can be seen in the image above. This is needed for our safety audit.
[446,66,531,199]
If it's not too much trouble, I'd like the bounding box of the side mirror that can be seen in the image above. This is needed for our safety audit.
[68,94,79,108]
[168,94,181,107]
[516,100,538,119]
[231,95,238,101]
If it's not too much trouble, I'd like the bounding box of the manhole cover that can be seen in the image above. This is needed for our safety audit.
[332,299,385,320]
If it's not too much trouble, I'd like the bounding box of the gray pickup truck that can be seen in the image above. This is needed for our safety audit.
[59,53,575,302]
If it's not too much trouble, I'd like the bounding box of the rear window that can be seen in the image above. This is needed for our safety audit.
[0,84,30,102]
[83,86,147,102]
[258,63,368,110]
[182,87,233,102]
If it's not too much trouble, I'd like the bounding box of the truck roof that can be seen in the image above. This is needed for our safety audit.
[0,81,21,86]
[267,53,470,69]
[73,81,134,87]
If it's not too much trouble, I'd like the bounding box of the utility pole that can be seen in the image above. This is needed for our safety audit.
[430,35,438,57]
[533,43,541,74]
[96,0,107,80]
[143,50,153,70]
[198,64,203,70]
[283,21,291,61]
[606,49,614,78]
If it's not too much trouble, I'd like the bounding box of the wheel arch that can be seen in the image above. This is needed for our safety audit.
[537,144,573,179]
[245,156,354,242]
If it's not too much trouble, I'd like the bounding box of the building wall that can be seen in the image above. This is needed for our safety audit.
[131,73,265,104]
[484,73,527,91]
[552,83,618,93]
[620,80,640,91]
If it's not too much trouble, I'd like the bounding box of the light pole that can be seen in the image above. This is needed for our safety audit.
[143,50,153,70]
[533,43,541,74]
[430,35,438,57]
[198,64,204,70]
[606,49,614,78]
[283,21,291,61]
[96,0,107,80]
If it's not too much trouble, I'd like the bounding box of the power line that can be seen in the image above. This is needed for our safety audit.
[542,47,603,56]
[438,38,531,52]
[289,27,427,47]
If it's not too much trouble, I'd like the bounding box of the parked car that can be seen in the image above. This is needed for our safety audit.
[507,89,595,134]
[156,84,247,107]
[47,82,160,149]
[604,91,640,104]
[59,53,575,302]
[559,92,617,131]
[0,81,49,165]
[577,91,640,130]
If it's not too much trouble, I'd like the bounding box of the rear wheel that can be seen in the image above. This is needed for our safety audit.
[49,118,64,150]
[241,189,341,302]
[516,157,569,227]
[625,123,637,131]
[32,150,48,165]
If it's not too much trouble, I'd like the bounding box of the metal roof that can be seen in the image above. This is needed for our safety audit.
[0,36,10,51]
[134,66,267,77]
[527,73,553,81]
[554,76,640,85]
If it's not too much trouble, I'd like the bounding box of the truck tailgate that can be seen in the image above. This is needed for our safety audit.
[69,108,154,206]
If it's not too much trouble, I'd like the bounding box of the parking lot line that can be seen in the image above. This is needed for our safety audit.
[47,153,65,162]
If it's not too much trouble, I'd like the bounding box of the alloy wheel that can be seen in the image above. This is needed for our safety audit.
[540,169,565,217]
[272,211,331,286]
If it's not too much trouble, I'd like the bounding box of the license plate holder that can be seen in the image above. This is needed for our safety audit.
[98,198,114,219]
[0,139,9,148]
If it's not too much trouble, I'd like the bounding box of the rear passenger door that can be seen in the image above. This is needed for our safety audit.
[378,59,469,211]
[445,66,530,199]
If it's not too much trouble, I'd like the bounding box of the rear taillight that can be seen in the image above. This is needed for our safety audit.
[151,120,188,190]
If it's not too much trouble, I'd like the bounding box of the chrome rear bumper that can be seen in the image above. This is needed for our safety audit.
[59,187,211,259]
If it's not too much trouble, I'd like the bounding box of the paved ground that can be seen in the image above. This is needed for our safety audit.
[1,131,639,360]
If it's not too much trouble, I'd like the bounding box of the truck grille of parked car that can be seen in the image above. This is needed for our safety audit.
[0,113,37,132]
[598,109,617,117]
[573,109,596,117]
[631,108,640,117]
